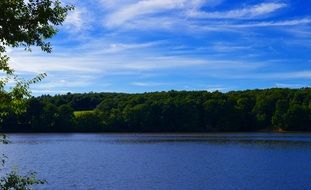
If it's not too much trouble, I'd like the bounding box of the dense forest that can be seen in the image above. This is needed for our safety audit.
[1,88,310,132]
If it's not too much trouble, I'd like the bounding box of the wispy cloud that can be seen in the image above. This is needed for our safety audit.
[104,0,185,27]
[8,41,264,79]
[131,82,170,87]
[91,42,163,54]
[188,2,287,19]
[275,83,309,88]
[215,71,311,80]
[275,71,311,79]
[63,7,92,32]
[102,1,290,31]
[211,42,252,52]
[232,18,311,28]
[8,0,311,94]
[103,0,227,28]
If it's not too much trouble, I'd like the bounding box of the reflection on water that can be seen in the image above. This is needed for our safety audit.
[8,133,311,147]
[1,133,311,190]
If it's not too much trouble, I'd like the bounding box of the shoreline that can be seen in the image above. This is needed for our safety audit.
[2,131,311,134]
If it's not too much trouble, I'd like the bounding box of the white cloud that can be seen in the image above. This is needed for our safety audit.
[104,0,187,27]
[10,56,99,74]
[7,0,310,94]
[232,18,311,28]
[98,42,162,54]
[275,83,309,88]
[100,0,138,10]
[215,71,311,80]
[211,42,251,52]
[65,9,83,29]
[63,7,91,32]
[277,71,311,79]
[115,16,185,31]
[131,82,169,86]
[31,89,70,95]
[102,0,226,28]
[7,41,264,88]
[192,18,311,33]
[283,27,311,38]
[188,2,287,19]
[99,1,301,32]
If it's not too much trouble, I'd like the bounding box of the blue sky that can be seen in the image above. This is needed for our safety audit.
[8,0,311,95]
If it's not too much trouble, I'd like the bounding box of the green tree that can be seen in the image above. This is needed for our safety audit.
[42,103,59,130]
[235,96,256,131]
[0,0,73,124]
[56,104,74,131]
[74,111,102,132]
[25,98,46,131]
[271,99,288,130]
[285,103,310,131]
[0,0,72,189]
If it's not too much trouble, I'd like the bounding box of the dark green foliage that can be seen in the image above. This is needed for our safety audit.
[74,111,102,132]
[0,1,72,189]
[4,100,75,132]
[272,99,288,129]
[285,103,310,131]
[0,171,46,190]
[0,0,72,124]
[56,104,75,131]
[0,134,46,190]
[0,0,73,53]
[1,88,311,133]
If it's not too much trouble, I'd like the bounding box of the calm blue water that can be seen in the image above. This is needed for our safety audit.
[1,133,311,190]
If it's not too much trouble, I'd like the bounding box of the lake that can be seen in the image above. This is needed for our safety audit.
[1,133,311,190]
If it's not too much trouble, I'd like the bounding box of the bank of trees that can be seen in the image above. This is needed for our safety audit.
[1,88,310,133]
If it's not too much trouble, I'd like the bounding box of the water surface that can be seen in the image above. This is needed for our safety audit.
[1,133,311,190]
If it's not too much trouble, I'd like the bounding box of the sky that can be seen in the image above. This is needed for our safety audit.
[7,0,311,95]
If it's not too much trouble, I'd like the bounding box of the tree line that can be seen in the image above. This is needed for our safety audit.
[1,88,310,133]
